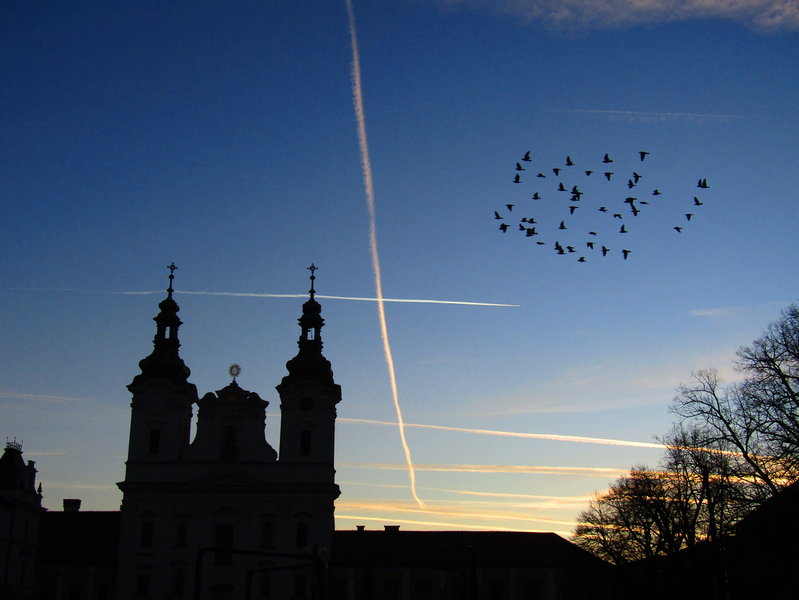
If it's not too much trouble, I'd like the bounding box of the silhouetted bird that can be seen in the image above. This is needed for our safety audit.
[686,213,693,221]
[526,228,536,237]
[516,163,525,171]
[527,218,537,224]
[559,221,567,230]
[589,231,598,236]
[694,197,703,205]
[532,192,541,199]
[567,246,576,253]
[599,207,608,213]
[569,206,578,214]
[601,246,609,256]
[494,211,502,219]
[537,173,546,178]
[628,180,636,189]
[566,156,575,166]
[578,257,586,262]
[555,241,563,251]
[513,174,521,183]
[499,223,509,232]
[587,242,595,249]
[536,241,545,245]
[633,172,642,183]
[674,226,683,232]
[698,178,709,188]
[603,153,613,163]
[519,223,526,231]
[605,172,613,180]
[585,170,593,176]
[620,224,627,233]
[522,151,532,162]
[639,151,649,161]
[553,168,561,176]
[558,182,566,191]
[506,204,514,211]
[622,249,631,259]
[653,189,661,195]
[571,185,581,194]
[640,200,649,205]
[614,214,623,219]
[557,248,565,255]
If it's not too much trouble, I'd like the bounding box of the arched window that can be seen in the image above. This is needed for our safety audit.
[214,524,234,565]
[170,569,185,598]
[295,522,308,549]
[261,521,273,548]
[299,430,311,456]
[175,521,188,547]
[140,521,154,549]
[148,429,161,455]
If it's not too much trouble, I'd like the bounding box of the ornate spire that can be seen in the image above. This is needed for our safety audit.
[282,265,334,385]
[130,263,191,388]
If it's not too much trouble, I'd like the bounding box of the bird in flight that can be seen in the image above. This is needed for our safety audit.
[698,178,709,188]
[674,226,683,233]
[578,257,586,262]
[585,170,593,176]
[653,189,661,195]
[589,231,598,236]
[513,174,521,183]
[499,223,509,232]
[599,207,608,213]
[628,179,636,189]
[694,197,703,205]
[567,246,576,253]
[605,172,613,180]
[587,242,595,249]
[603,153,613,163]
[686,213,693,221]
[620,224,627,233]
[558,182,567,191]
[506,204,514,211]
[522,151,532,162]
[553,168,561,176]
[566,156,575,166]
[516,163,525,171]
[532,192,541,199]
[559,221,567,230]
[639,151,649,161]
[601,246,609,256]
[622,249,631,259]
[632,172,642,183]
[569,206,579,214]
[614,213,623,219]
[494,211,502,219]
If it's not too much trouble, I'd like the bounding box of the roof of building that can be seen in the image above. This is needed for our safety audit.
[329,529,608,570]
[36,511,122,565]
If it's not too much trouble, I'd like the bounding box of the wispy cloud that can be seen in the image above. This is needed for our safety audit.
[0,390,89,403]
[339,480,594,502]
[557,109,764,123]
[339,462,628,477]
[438,0,799,32]
[335,514,545,532]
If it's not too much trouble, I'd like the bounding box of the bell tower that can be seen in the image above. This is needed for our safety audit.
[276,264,341,465]
[124,264,197,469]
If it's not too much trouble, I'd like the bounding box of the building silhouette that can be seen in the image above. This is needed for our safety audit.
[26,267,610,600]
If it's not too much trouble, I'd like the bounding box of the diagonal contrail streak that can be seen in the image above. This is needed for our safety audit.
[345,0,424,509]
[7,288,517,307]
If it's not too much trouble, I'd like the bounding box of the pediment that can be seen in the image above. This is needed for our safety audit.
[186,466,266,488]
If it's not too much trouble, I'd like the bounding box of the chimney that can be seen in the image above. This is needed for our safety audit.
[356,525,365,532]
[63,499,81,512]
[384,525,400,533]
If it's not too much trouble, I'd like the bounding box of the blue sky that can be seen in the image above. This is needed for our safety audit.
[1,0,798,535]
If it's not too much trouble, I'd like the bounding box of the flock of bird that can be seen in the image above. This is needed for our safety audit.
[494,150,712,262]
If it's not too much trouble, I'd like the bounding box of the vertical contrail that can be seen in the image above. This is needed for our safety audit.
[345,0,425,509]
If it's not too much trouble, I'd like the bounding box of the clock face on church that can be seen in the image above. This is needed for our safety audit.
[299,396,314,411]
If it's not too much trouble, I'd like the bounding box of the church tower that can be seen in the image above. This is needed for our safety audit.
[116,265,340,600]
[276,264,341,466]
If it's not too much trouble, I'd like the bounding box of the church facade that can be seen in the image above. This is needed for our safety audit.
[115,267,340,599]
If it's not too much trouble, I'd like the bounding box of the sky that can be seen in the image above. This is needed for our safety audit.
[1,0,798,537]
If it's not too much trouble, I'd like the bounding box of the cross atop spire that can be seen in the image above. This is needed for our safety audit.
[308,263,317,296]
[167,262,178,295]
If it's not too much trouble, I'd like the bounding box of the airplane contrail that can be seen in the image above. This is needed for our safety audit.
[338,480,593,502]
[334,515,552,533]
[338,417,666,449]
[345,0,424,509]
[7,288,517,307]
